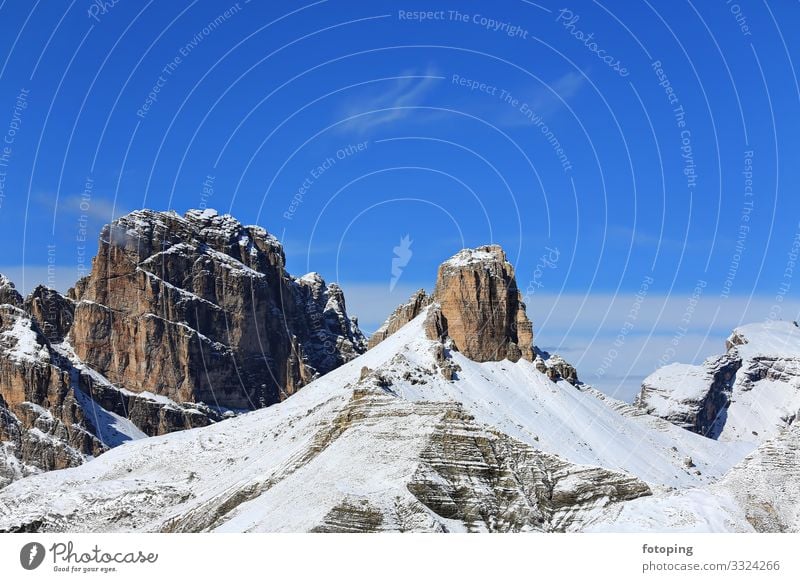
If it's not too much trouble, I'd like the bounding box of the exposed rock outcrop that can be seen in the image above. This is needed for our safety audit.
[69,209,366,410]
[0,275,22,308]
[635,354,740,438]
[0,305,104,487]
[24,286,75,343]
[534,351,580,385]
[368,289,431,349]
[1,209,367,488]
[636,321,800,443]
[406,402,650,532]
[426,246,534,363]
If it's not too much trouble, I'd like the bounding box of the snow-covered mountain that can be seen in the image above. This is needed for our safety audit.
[636,321,800,444]
[3,244,790,533]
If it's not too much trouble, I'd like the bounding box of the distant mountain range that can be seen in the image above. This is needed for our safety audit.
[0,210,798,532]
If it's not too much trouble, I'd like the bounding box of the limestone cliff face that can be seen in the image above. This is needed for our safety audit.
[24,286,75,343]
[0,297,222,488]
[0,304,104,487]
[1,209,366,487]
[369,246,538,365]
[426,245,534,363]
[368,289,432,349]
[69,209,366,410]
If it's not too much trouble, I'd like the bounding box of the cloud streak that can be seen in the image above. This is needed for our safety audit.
[336,70,443,135]
[491,70,587,127]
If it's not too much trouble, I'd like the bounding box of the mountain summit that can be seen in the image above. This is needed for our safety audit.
[425,245,535,363]
[371,245,534,364]
[70,208,366,409]
[636,321,800,443]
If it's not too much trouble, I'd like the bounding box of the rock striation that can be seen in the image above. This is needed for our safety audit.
[0,385,651,533]
[69,209,366,410]
[716,422,800,531]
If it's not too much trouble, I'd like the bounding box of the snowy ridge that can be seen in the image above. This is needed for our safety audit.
[729,321,800,360]
[637,321,800,444]
[367,313,751,489]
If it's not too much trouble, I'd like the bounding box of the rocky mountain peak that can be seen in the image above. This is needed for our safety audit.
[23,286,75,343]
[69,208,365,411]
[439,244,508,270]
[426,245,534,363]
[0,274,23,307]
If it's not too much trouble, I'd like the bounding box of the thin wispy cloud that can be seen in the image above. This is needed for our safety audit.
[336,69,443,135]
[490,70,587,127]
[35,192,129,223]
[60,195,128,222]
[525,70,586,116]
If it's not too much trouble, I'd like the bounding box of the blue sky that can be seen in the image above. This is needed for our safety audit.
[1,0,799,400]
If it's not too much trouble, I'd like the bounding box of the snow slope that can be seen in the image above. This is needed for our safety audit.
[0,309,760,532]
[582,422,800,533]
[368,314,752,489]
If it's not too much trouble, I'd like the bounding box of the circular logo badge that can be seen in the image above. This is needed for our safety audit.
[19,542,46,570]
